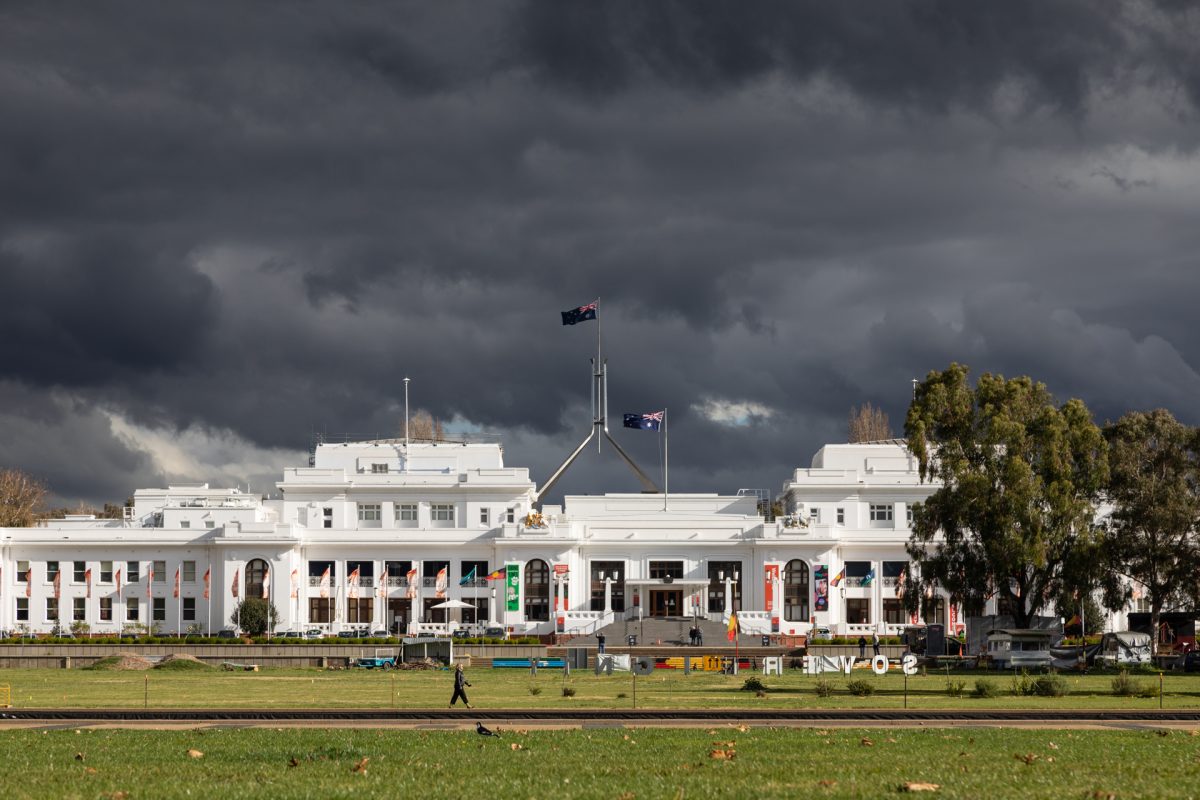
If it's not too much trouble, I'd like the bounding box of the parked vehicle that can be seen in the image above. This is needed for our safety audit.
[354,649,398,669]
[302,629,323,639]
[275,630,304,639]
[336,628,368,639]
[1097,631,1152,667]
[370,629,391,638]
[482,626,507,639]
[985,629,1058,669]
[216,629,239,639]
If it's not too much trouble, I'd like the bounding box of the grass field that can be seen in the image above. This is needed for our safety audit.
[0,665,1196,709]
[0,726,1195,799]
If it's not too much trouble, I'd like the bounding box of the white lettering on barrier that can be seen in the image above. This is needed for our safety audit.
[762,656,783,676]
[902,653,918,675]
[839,656,855,674]
[871,655,888,675]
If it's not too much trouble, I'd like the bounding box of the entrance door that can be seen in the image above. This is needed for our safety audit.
[650,590,683,617]
[388,598,412,633]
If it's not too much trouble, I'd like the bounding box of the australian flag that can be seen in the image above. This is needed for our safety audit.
[561,301,598,326]
[623,411,664,431]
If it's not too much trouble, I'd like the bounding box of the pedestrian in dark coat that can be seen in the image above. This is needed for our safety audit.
[597,632,606,654]
[857,635,867,658]
[449,663,472,709]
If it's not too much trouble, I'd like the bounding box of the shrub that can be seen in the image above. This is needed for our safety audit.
[528,687,542,696]
[813,679,835,697]
[846,679,874,697]
[1112,670,1158,698]
[741,677,766,692]
[1010,671,1034,696]
[946,679,966,698]
[561,686,576,698]
[1032,674,1070,697]
[972,678,999,698]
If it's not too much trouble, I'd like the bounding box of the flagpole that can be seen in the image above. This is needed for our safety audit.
[663,408,669,512]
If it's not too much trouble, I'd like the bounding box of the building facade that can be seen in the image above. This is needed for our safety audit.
[0,438,1135,638]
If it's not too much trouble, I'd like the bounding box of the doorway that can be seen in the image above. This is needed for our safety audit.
[650,590,683,618]
[388,598,412,633]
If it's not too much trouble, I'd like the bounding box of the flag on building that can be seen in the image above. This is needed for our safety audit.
[262,567,270,600]
[231,568,239,598]
[406,568,418,599]
[116,567,122,595]
[1065,614,1081,628]
[173,567,180,599]
[319,567,331,599]
[53,569,61,600]
[348,567,360,599]
[435,567,448,598]
[561,300,597,326]
[485,568,505,581]
[895,569,906,598]
[862,568,876,587]
[202,567,210,600]
[831,569,845,587]
[459,566,477,586]
[623,411,663,431]
[727,612,739,642]
[378,568,388,600]
[25,564,32,598]
[290,569,299,600]
[146,565,153,599]
[85,568,92,600]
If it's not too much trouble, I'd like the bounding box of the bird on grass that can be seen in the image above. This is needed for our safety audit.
[476,721,501,737]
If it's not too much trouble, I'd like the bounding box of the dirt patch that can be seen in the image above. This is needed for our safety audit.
[87,653,154,671]
[155,654,213,670]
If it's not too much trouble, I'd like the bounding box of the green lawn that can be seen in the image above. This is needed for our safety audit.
[0,665,1196,710]
[0,726,1194,799]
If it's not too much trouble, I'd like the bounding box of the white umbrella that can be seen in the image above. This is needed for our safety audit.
[430,599,474,609]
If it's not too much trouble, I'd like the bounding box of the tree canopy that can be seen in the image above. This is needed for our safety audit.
[903,363,1109,627]
[230,598,279,636]
[0,468,48,527]
[1101,408,1200,653]
[848,402,893,442]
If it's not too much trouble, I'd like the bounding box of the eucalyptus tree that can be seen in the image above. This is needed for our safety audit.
[903,364,1109,628]
[1102,409,1200,654]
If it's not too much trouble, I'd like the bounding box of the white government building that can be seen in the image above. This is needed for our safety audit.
[0,437,1135,638]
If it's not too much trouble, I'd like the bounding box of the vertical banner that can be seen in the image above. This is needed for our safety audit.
[290,569,299,600]
[764,563,780,632]
[262,567,270,600]
[813,565,829,612]
[949,603,961,635]
[85,568,92,600]
[406,568,418,600]
[202,567,210,600]
[435,567,448,598]
[505,563,520,612]
[173,568,180,599]
[553,564,569,628]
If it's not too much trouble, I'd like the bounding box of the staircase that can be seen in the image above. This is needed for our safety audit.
[565,616,767,648]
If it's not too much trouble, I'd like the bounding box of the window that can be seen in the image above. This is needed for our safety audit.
[358,504,382,526]
[17,560,29,582]
[906,506,914,525]
[589,561,625,612]
[74,561,86,582]
[127,561,140,583]
[46,598,59,621]
[99,597,112,622]
[883,599,906,624]
[309,598,332,624]
[183,561,196,582]
[384,561,410,587]
[431,504,455,525]
[396,504,417,525]
[808,507,819,524]
[100,561,113,583]
[183,597,196,622]
[846,598,871,624]
[154,560,166,579]
[245,559,269,599]
[506,508,515,524]
[524,559,550,621]
[649,561,684,580]
[784,560,810,622]
[323,507,333,529]
[126,597,139,621]
[869,504,893,523]
[153,598,166,622]
[708,561,743,613]
[309,561,335,584]
[480,507,490,526]
[181,520,191,529]
[371,463,389,474]
[16,598,28,622]
[461,561,488,587]
[73,597,86,621]
[347,598,373,623]
[836,508,845,525]
[46,561,60,582]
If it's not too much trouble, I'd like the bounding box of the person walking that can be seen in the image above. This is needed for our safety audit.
[857,635,867,658]
[449,663,472,709]
[597,632,606,655]
[871,631,881,657]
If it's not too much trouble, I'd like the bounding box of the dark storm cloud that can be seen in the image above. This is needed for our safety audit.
[0,2,1198,504]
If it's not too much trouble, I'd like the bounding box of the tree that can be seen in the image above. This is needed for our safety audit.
[405,409,445,442]
[848,403,893,442]
[230,598,279,636]
[1100,409,1200,655]
[903,364,1109,628]
[0,468,47,527]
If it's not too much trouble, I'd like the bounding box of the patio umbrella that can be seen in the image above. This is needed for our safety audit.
[430,599,474,609]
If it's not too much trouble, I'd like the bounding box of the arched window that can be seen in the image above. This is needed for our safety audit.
[245,559,269,600]
[524,559,549,621]
[784,560,810,622]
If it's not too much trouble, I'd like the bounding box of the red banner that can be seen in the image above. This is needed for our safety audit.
[764,564,780,617]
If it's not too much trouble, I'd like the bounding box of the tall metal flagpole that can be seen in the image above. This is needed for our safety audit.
[596,297,602,454]
[663,408,669,512]
[404,377,411,472]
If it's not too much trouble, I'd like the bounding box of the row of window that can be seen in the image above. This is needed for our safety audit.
[351,503,516,527]
[13,560,201,584]
[14,596,197,623]
[796,504,915,525]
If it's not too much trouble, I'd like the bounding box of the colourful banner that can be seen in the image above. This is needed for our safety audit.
[764,563,780,618]
[813,565,829,612]
[505,563,520,612]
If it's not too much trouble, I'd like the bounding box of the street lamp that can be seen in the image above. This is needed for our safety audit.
[490,586,497,626]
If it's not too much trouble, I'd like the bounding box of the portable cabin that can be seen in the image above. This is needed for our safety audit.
[1097,631,1152,666]
[986,628,1058,669]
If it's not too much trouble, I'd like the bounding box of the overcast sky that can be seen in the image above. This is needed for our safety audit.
[3,2,1199,507]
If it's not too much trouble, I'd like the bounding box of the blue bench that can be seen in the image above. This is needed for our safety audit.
[492,658,566,669]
